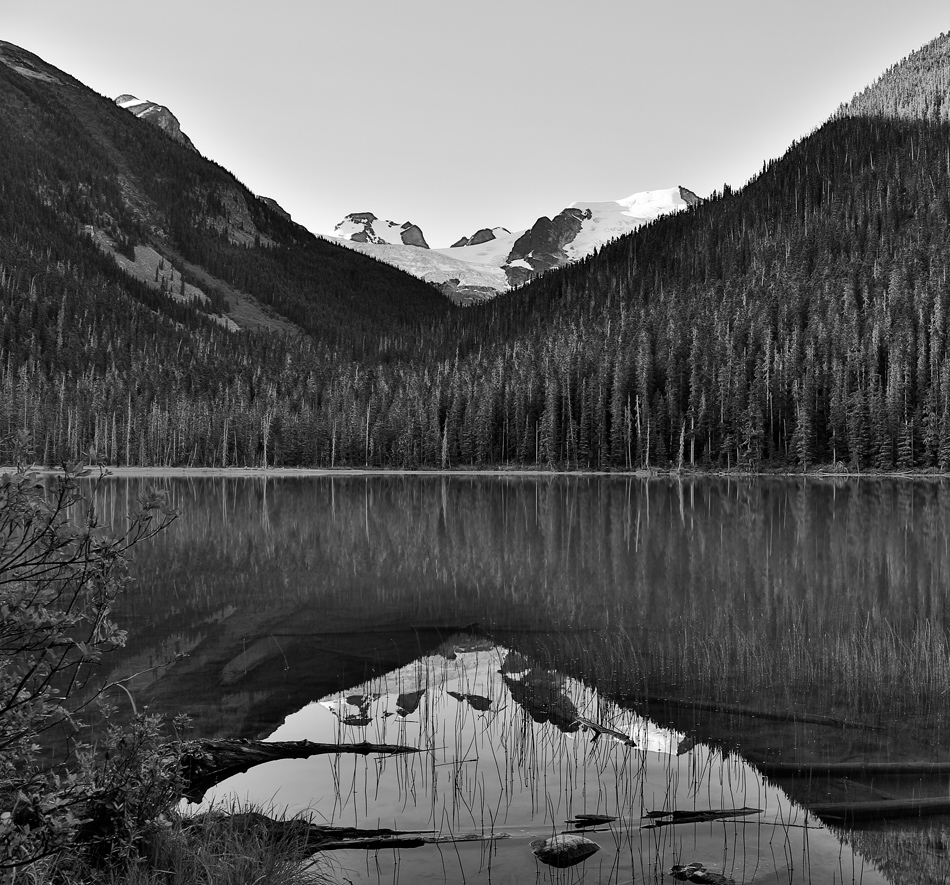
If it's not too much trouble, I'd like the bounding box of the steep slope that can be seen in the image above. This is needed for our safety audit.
[0,40,448,351]
[841,30,950,121]
[113,92,297,228]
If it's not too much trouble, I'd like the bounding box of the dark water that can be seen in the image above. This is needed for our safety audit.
[83,474,950,883]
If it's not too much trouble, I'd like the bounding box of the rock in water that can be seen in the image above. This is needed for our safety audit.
[530,834,600,868]
[670,862,736,884]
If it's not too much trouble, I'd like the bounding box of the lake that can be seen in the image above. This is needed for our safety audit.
[86,474,950,884]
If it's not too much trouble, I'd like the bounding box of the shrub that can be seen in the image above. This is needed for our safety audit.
[0,448,177,875]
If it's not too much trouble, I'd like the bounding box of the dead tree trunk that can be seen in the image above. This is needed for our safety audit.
[179,738,422,802]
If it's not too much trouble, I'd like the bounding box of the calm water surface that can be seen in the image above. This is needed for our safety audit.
[84,475,950,884]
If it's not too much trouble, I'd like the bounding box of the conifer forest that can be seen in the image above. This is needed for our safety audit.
[4,35,950,472]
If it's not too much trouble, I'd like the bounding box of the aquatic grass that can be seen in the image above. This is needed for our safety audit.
[836,823,950,885]
[132,806,330,885]
[516,610,950,730]
[201,638,871,883]
[5,804,331,885]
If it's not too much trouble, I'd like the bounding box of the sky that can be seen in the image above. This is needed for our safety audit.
[4,2,949,247]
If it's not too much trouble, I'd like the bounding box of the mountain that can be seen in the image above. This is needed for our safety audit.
[441,186,701,287]
[0,40,445,345]
[332,212,429,248]
[326,186,698,301]
[5,32,950,477]
[112,92,297,225]
[840,30,950,121]
[296,30,950,473]
[0,39,451,466]
[114,94,196,150]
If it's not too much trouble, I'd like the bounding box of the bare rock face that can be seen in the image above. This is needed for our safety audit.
[678,186,702,207]
[335,213,430,248]
[115,95,196,151]
[257,196,292,222]
[342,212,379,243]
[504,207,592,286]
[530,834,600,868]
[399,222,429,248]
[451,228,502,248]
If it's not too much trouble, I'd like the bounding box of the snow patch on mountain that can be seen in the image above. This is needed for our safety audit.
[566,186,695,260]
[325,235,506,303]
[329,185,697,301]
[434,230,520,268]
[332,213,429,248]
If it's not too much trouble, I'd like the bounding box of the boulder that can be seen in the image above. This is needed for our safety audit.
[530,834,600,868]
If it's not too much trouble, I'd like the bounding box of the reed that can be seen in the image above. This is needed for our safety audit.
[10,805,330,885]
[511,611,950,729]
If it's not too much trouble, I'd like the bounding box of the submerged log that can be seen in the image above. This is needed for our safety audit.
[574,716,637,746]
[566,813,617,829]
[179,738,422,802]
[807,797,950,822]
[316,831,509,850]
[194,812,508,852]
[643,807,762,828]
[755,760,950,777]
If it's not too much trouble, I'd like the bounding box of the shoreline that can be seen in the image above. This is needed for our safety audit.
[3,464,949,480]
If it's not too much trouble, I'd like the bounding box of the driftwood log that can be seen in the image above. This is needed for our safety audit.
[642,807,762,828]
[175,740,509,853]
[179,738,423,802]
[189,811,508,852]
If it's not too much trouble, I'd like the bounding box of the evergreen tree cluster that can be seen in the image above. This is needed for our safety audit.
[842,31,950,122]
[5,37,950,470]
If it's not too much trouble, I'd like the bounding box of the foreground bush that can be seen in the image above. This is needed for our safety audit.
[19,808,327,885]
[0,453,179,875]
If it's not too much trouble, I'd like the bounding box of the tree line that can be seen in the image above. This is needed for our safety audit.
[5,38,950,469]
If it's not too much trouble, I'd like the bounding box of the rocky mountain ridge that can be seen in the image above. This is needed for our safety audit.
[113,93,295,226]
[332,212,429,248]
[0,39,445,348]
[114,94,196,150]
[327,186,700,302]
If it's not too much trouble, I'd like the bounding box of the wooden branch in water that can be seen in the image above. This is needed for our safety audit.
[314,832,510,850]
[808,797,950,821]
[179,739,422,802]
[755,760,950,777]
[642,807,762,828]
[192,812,508,853]
[574,716,637,746]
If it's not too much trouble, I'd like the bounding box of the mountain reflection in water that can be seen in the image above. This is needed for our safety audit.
[194,637,888,885]
[75,474,950,883]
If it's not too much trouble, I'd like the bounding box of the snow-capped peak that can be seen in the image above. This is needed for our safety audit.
[331,212,429,248]
[326,185,697,302]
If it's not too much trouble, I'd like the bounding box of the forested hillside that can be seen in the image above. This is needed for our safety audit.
[0,42,447,351]
[3,35,950,470]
